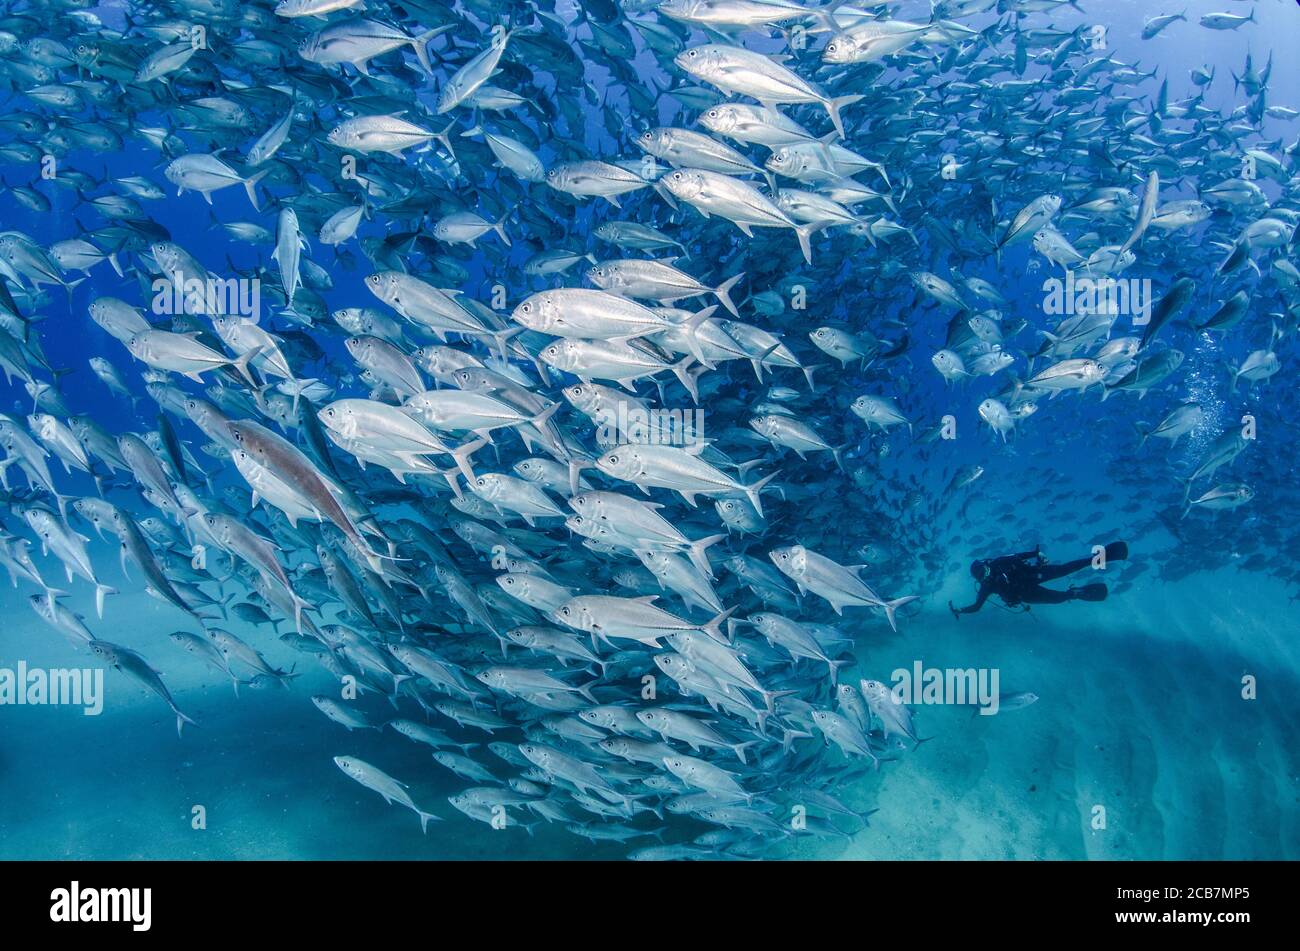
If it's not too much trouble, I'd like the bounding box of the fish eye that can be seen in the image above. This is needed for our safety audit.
[608,455,618,464]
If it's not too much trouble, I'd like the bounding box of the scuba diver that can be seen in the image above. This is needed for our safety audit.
[949,541,1128,618]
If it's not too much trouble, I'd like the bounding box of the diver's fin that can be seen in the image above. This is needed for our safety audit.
[1072,583,1108,603]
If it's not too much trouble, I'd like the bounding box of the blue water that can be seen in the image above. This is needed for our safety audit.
[0,0,1297,859]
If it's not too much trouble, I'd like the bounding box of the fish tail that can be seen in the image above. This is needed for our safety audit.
[802,362,823,392]
[881,595,919,633]
[713,272,744,317]
[753,341,781,383]
[684,303,718,369]
[669,354,698,404]
[451,435,487,485]
[686,533,725,580]
[530,400,562,433]
[490,325,524,361]
[743,470,780,520]
[702,606,737,643]
[567,458,590,496]
[242,167,270,212]
[810,1,850,34]
[793,223,817,265]
[492,215,511,247]
[61,276,87,303]
[95,583,118,619]
[413,25,454,78]
[230,345,263,388]
[432,118,457,160]
[825,93,863,139]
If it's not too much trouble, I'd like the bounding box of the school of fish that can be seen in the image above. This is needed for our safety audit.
[0,0,1295,858]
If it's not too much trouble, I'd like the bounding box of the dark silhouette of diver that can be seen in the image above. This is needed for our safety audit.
[949,541,1128,618]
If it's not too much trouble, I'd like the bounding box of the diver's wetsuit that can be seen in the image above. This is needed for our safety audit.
[952,543,1125,616]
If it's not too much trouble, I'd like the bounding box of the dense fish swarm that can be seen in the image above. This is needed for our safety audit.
[0,0,1294,858]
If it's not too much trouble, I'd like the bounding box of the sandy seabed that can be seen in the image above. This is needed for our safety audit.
[1,563,1295,861]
